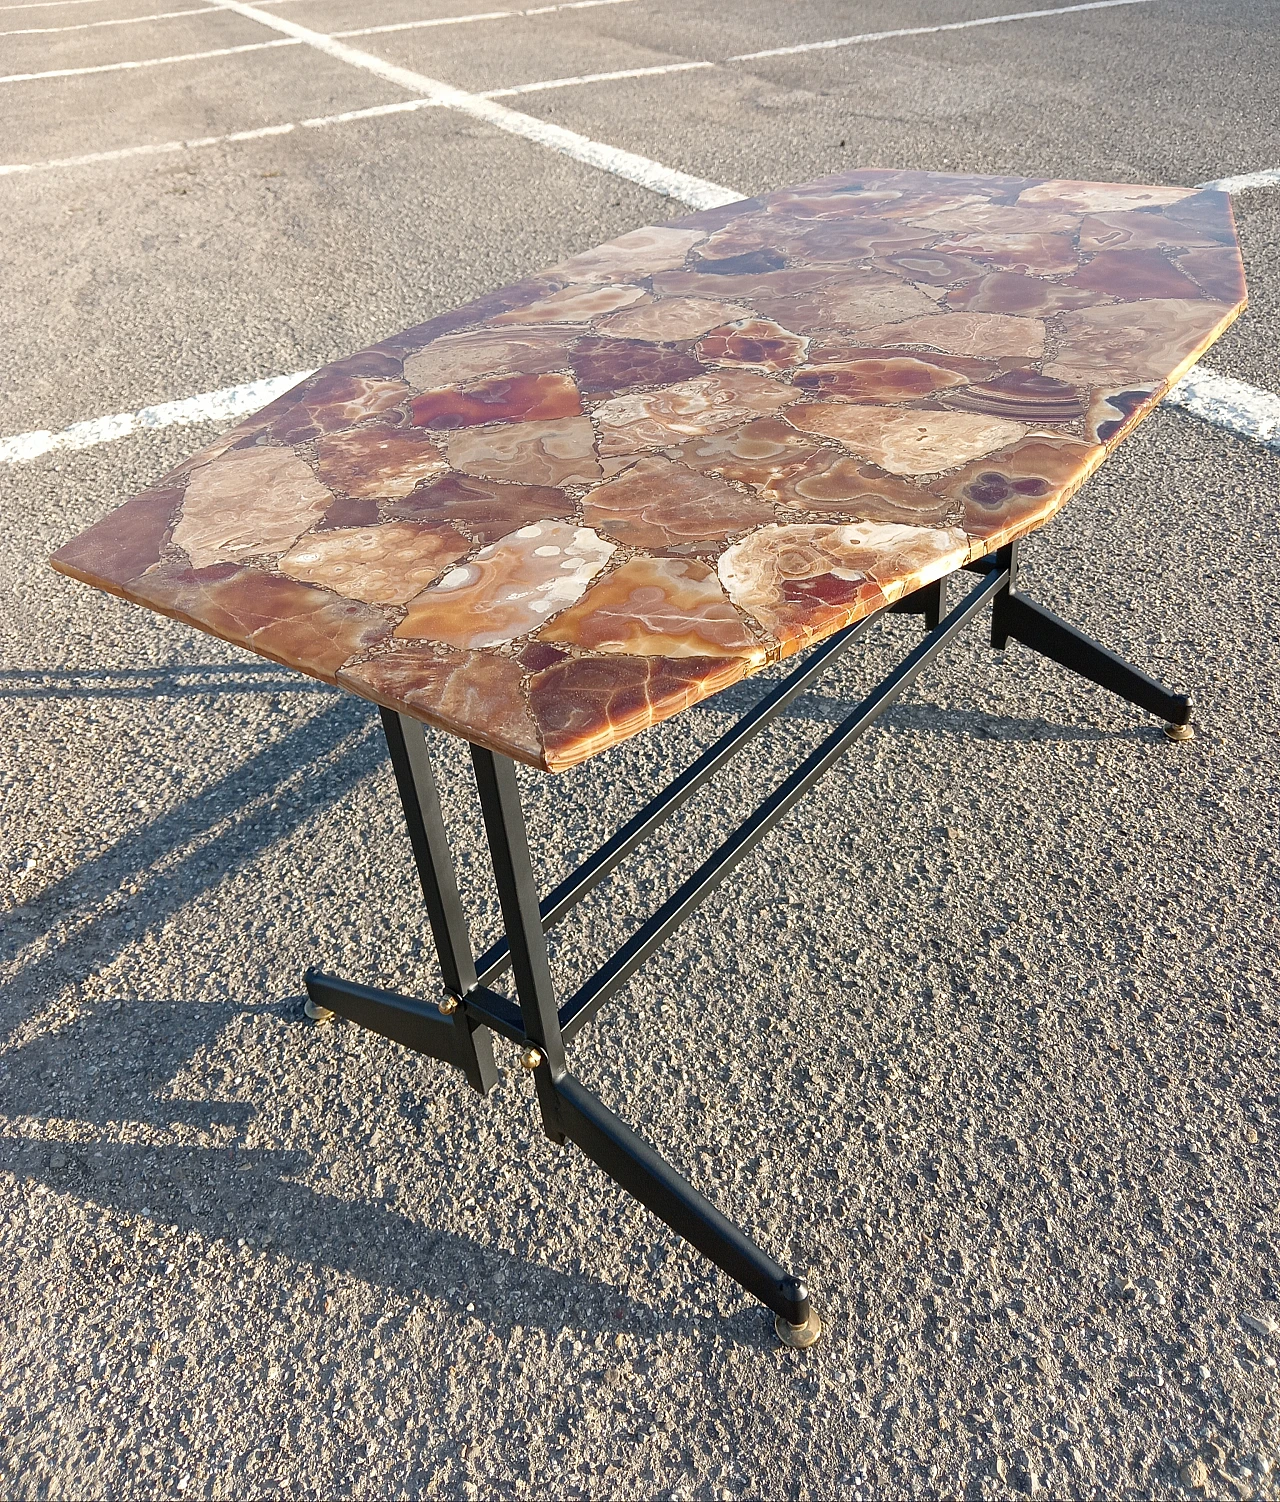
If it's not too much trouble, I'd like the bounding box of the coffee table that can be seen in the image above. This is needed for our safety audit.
[53,169,1247,1347]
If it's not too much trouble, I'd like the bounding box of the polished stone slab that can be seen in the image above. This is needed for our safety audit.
[52,169,1246,771]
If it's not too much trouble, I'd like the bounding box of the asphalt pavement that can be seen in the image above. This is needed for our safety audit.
[1,0,1278,1496]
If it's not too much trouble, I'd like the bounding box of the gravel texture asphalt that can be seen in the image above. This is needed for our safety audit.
[1,0,1278,1498]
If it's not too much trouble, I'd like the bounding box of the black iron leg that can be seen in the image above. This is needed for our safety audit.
[467,745,820,1344]
[890,573,948,630]
[304,711,497,1095]
[468,745,568,1141]
[990,541,1193,734]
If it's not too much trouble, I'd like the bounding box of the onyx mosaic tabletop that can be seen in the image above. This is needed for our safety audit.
[53,169,1247,772]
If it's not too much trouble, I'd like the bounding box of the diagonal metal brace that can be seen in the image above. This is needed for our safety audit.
[305,969,498,1096]
[991,569,1192,726]
[551,1072,811,1326]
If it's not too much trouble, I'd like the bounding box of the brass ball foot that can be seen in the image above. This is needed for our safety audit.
[304,997,336,1024]
[1163,721,1194,743]
[775,1309,823,1349]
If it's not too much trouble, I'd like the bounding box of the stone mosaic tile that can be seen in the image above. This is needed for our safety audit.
[52,169,1247,771]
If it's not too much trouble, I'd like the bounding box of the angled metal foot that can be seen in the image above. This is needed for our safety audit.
[305,971,498,1095]
[990,542,1193,730]
[552,1072,814,1329]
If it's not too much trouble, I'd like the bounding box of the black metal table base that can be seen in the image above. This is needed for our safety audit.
[304,541,1193,1346]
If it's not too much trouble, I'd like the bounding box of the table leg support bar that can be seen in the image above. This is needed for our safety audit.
[550,1070,812,1329]
[993,590,1193,726]
[308,546,1192,1345]
[304,969,497,1096]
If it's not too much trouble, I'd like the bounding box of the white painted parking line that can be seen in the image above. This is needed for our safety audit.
[0,0,123,9]
[1198,167,1280,192]
[0,98,443,177]
[484,60,713,97]
[0,37,296,85]
[1163,368,1280,450]
[727,0,1155,62]
[0,370,314,465]
[333,0,638,41]
[1,6,216,36]
[2,0,637,42]
[0,0,298,7]
[204,0,741,209]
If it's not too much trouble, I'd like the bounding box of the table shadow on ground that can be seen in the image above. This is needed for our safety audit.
[1,697,382,1034]
[0,998,776,1347]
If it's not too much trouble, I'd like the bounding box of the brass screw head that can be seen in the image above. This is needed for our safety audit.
[519,1046,544,1071]
[437,994,460,1016]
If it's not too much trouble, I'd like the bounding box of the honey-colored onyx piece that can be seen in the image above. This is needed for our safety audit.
[530,652,751,771]
[667,418,822,486]
[597,297,753,342]
[278,522,470,606]
[718,520,969,653]
[929,232,1080,275]
[51,483,182,591]
[696,319,809,371]
[838,312,1046,360]
[492,283,649,325]
[1172,246,1247,304]
[786,404,1026,477]
[791,356,970,404]
[927,433,1104,546]
[751,275,940,335]
[944,273,1108,317]
[803,341,1000,381]
[411,372,582,430]
[594,371,793,456]
[1016,180,1195,213]
[171,446,334,568]
[444,415,602,488]
[266,374,409,446]
[338,645,543,764]
[539,556,766,661]
[549,225,706,283]
[312,423,447,499]
[1043,298,1238,386]
[581,455,773,549]
[196,350,398,450]
[873,249,987,285]
[571,337,703,396]
[396,520,614,649]
[129,562,389,682]
[941,368,1085,423]
[402,326,582,390]
[386,472,570,542]
[1062,249,1206,300]
[765,453,957,526]
[1084,384,1160,445]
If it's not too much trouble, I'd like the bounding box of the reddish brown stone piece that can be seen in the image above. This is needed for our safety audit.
[52,169,1247,771]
